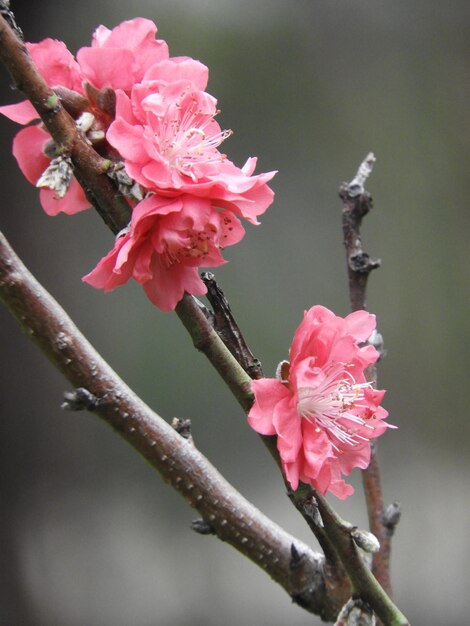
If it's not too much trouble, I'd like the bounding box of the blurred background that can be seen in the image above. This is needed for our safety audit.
[0,1,469,624]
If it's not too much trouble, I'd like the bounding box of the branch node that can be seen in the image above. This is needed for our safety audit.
[61,387,99,411]
[193,296,215,326]
[383,501,402,533]
[350,528,380,554]
[304,495,324,528]
[348,252,381,275]
[45,93,60,112]
[289,543,307,570]
[190,518,216,535]
[171,417,192,440]
[334,597,376,626]
[368,329,386,361]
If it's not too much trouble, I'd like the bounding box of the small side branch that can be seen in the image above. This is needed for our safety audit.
[339,155,399,598]
[339,152,380,313]
[201,272,263,379]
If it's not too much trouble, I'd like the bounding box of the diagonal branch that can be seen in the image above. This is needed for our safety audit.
[0,228,333,619]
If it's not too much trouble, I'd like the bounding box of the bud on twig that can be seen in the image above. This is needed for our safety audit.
[351,528,380,554]
[36,156,73,198]
[107,162,144,202]
[335,598,376,626]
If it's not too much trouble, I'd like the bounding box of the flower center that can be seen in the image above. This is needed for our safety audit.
[156,95,232,181]
[161,224,217,269]
[297,363,375,449]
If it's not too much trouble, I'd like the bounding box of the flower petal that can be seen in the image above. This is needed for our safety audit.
[248,379,290,436]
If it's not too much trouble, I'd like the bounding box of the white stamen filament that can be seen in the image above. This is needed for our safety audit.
[154,94,232,179]
[297,363,375,449]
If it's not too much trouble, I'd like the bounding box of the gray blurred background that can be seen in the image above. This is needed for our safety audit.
[0,1,469,624]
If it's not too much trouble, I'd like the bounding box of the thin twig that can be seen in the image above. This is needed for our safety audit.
[201,272,263,379]
[339,154,398,596]
[0,229,332,618]
[339,152,380,312]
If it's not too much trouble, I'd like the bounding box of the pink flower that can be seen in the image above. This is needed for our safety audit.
[82,194,245,311]
[1,16,275,234]
[0,19,170,216]
[106,79,276,223]
[248,306,392,499]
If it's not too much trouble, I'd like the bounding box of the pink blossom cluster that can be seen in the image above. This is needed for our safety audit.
[1,19,275,310]
[248,306,392,499]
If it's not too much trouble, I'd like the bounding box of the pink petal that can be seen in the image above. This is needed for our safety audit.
[0,100,38,124]
[93,18,157,49]
[39,179,90,216]
[326,476,355,500]
[132,240,154,282]
[27,39,82,91]
[106,118,146,162]
[344,309,376,342]
[82,236,134,290]
[217,211,245,247]
[290,306,335,364]
[93,18,168,67]
[142,259,206,311]
[301,421,334,480]
[273,396,302,463]
[143,57,209,90]
[12,125,49,184]
[283,460,301,491]
[248,379,290,437]
[77,48,137,90]
[131,195,182,231]
[307,463,332,495]
[337,444,371,474]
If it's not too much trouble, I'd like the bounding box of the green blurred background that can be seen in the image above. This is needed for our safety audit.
[0,1,469,624]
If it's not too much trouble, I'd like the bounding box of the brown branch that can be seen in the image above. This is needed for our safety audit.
[0,13,131,234]
[0,228,334,619]
[340,154,399,597]
[340,152,380,313]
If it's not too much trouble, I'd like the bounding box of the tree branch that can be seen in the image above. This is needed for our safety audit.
[201,272,263,379]
[340,154,400,596]
[0,228,334,619]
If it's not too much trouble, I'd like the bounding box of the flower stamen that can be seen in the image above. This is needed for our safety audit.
[297,362,375,448]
